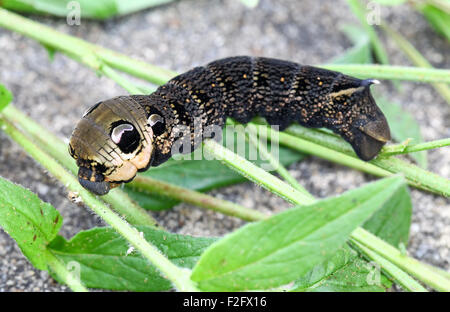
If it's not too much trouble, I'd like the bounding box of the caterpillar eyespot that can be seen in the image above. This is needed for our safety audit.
[111,123,135,144]
[69,56,391,195]
[148,114,163,126]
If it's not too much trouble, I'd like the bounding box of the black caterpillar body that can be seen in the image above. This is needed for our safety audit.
[69,56,391,195]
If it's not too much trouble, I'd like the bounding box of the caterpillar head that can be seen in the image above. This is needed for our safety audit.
[326,77,391,160]
[68,96,159,195]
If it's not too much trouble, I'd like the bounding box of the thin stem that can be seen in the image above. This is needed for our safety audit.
[381,23,450,104]
[203,140,316,205]
[319,64,450,83]
[1,105,158,227]
[130,176,267,221]
[46,250,88,292]
[0,8,175,85]
[352,227,450,292]
[372,157,450,197]
[425,0,450,13]
[100,64,143,95]
[264,125,392,177]
[1,8,450,85]
[380,138,450,156]
[276,124,450,196]
[351,241,428,292]
[244,123,314,199]
[0,117,197,291]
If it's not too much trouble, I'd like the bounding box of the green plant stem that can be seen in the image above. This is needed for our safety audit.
[320,63,450,83]
[1,105,157,227]
[351,240,427,292]
[279,125,450,196]
[381,23,450,104]
[425,0,450,14]
[275,128,392,177]
[130,176,267,221]
[0,8,176,86]
[45,250,88,292]
[100,64,144,95]
[351,227,450,292]
[245,123,314,198]
[1,8,450,84]
[372,157,450,197]
[201,140,450,291]
[203,140,315,205]
[227,119,313,199]
[0,117,197,291]
[380,138,450,156]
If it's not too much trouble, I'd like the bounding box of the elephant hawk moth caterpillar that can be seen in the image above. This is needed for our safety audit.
[69,56,391,195]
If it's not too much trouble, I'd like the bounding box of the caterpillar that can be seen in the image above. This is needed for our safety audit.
[69,56,391,195]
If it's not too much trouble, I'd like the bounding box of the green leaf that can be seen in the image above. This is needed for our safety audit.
[331,24,373,64]
[292,184,412,292]
[418,4,450,41]
[191,176,405,291]
[48,226,216,291]
[1,0,177,20]
[375,96,427,168]
[126,128,304,210]
[292,245,390,292]
[0,177,62,270]
[363,184,411,247]
[42,43,57,61]
[0,84,13,112]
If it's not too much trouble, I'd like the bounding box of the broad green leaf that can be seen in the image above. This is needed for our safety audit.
[0,84,13,112]
[191,176,405,291]
[292,245,390,292]
[363,184,411,247]
[331,24,373,64]
[376,96,427,168]
[0,177,62,270]
[126,127,304,210]
[48,226,216,291]
[292,184,411,292]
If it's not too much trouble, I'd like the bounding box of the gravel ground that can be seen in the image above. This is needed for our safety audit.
[0,0,448,291]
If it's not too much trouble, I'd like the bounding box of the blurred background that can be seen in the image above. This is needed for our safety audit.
[0,0,448,291]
